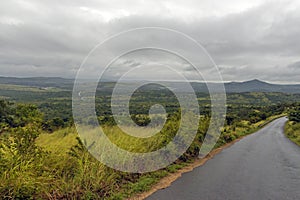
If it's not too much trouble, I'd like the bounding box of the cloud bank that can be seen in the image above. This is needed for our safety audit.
[0,0,299,83]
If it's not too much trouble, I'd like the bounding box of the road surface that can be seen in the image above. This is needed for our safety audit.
[147,117,300,200]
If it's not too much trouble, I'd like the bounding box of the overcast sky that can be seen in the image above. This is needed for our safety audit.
[0,0,300,83]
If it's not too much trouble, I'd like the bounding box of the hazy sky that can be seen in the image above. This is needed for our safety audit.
[0,0,300,83]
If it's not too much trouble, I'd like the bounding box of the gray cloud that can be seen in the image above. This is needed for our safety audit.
[0,0,299,83]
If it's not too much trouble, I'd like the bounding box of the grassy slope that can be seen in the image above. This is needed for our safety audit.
[36,127,78,155]
[285,121,300,146]
[36,124,191,199]
[35,114,284,199]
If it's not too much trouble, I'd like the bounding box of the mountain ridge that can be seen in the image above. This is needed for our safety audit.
[0,77,299,93]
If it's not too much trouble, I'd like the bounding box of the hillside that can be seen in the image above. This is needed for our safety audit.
[0,76,74,89]
[0,77,299,93]
[224,79,300,93]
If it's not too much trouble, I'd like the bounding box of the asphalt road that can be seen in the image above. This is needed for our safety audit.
[147,117,300,200]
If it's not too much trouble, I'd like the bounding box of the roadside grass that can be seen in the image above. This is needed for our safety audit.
[35,121,194,199]
[36,127,78,154]
[36,127,176,199]
[36,128,123,199]
[33,114,284,199]
[285,121,300,146]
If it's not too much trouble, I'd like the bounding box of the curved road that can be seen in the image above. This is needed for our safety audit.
[147,117,300,200]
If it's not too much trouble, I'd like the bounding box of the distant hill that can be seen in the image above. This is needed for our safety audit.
[187,79,300,94]
[0,77,299,94]
[224,79,300,93]
[0,77,74,89]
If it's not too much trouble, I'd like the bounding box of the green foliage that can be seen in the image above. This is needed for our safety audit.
[0,100,42,131]
[0,100,14,127]
[128,176,157,193]
[0,87,297,199]
[0,102,54,199]
[289,111,300,122]
[285,121,300,145]
[288,104,300,122]
[0,136,52,199]
[131,114,151,126]
[166,163,187,173]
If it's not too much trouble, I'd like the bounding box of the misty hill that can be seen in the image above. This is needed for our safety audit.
[0,77,74,89]
[189,79,300,94]
[0,77,299,94]
[167,79,300,94]
[224,79,300,93]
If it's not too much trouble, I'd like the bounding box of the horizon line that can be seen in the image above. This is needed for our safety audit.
[0,76,299,85]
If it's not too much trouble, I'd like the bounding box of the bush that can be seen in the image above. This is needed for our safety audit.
[289,109,300,122]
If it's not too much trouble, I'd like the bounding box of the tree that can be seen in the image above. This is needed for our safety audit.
[14,104,43,127]
[0,100,14,129]
[289,108,300,122]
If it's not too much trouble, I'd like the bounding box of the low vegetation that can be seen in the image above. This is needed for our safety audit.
[0,96,292,199]
[0,82,299,199]
[285,103,300,146]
